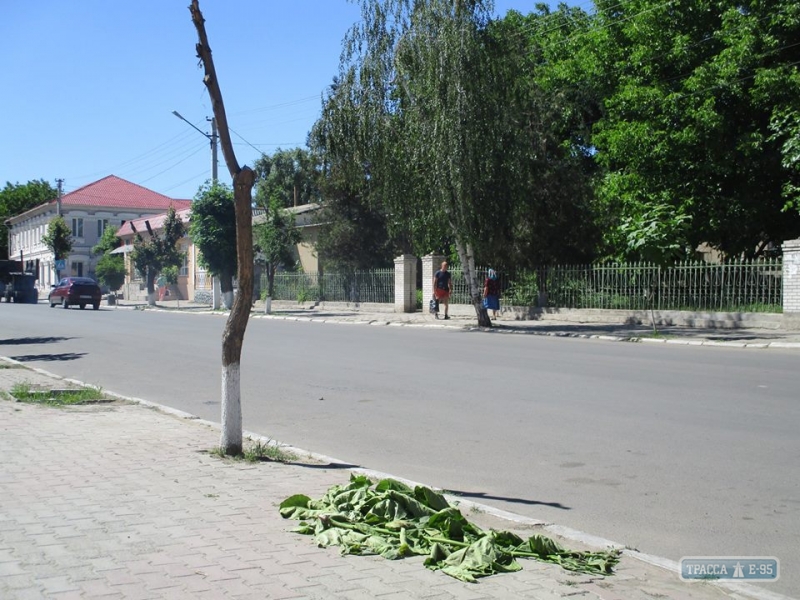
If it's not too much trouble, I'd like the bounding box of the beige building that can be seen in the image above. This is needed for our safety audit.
[115,202,324,302]
[253,203,323,273]
[115,208,194,301]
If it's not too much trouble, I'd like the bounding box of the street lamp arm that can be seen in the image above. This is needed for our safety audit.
[171,110,211,140]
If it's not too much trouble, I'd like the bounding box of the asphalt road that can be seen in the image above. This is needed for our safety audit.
[3,303,799,596]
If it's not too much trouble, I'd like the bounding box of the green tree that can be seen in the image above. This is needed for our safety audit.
[0,180,56,259]
[42,216,73,280]
[253,148,320,209]
[92,225,125,292]
[92,224,121,255]
[587,0,800,259]
[253,200,301,308]
[314,0,516,326]
[95,254,125,293]
[484,6,602,271]
[130,206,186,305]
[189,181,237,307]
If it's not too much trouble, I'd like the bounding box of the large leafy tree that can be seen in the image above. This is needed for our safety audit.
[130,206,186,305]
[312,0,606,323]
[310,75,403,272]
[252,148,320,209]
[314,0,511,326]
[42,216,73,280]
[189,181,237,308]
[484,6,602,270]
[0,180,56,259]
[587,0,800,259]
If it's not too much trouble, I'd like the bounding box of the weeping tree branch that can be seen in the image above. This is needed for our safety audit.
[190,0,255,455]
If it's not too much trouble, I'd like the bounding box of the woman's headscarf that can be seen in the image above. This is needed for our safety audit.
[488,268,497,280]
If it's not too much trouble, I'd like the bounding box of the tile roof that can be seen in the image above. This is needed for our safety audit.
[59,175,191,211]
[116,207,192,238]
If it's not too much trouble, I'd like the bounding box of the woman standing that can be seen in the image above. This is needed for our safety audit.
[483,268,500,319]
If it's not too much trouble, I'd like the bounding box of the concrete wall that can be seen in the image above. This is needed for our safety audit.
[783,238,800,329]
[393,254,417,312]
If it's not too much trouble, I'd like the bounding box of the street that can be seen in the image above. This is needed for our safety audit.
[2,303,799,596]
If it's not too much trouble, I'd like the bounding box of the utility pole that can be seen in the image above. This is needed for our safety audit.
[55,178,63,217]
[54,178,64,285]
[172,110,221,308]
[209,116,218,182]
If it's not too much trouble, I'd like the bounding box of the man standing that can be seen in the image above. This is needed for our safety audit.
[156,273,167,301]
[433,261,453,320]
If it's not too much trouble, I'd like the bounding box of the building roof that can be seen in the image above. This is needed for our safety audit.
[59,175,191,211]
[5,175,190,225]
[116,207,192,238]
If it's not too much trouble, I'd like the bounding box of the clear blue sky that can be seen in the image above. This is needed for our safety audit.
[1,1,563,201]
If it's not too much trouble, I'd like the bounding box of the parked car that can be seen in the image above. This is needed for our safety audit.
[49,277,102,310]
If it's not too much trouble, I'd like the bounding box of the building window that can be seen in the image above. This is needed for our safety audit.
[71,262,84,277]
[97,219,109,237]
[180,253,189,277]
[72,218,84,238]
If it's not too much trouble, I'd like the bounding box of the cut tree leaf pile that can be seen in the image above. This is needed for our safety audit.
[280,475,621,583]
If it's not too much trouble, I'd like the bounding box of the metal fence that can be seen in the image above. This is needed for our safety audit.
[451,259,782,313]
[266,269,395,304]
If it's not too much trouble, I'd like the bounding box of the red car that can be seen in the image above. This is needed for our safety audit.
[49,277,102,310]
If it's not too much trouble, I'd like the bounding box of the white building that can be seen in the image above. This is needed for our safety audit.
[4,175,190,290]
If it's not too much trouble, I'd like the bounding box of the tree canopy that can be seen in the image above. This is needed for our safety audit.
[252,148,321,209]
[189,181,238,296]
[92,225,125,292]
[42,216,73,262]
[0,180,56,260]
[309,0,800,275]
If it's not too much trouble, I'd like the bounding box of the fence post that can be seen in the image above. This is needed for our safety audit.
[394,254,417,313]
[782,238,800,329]
[422,254,444,308]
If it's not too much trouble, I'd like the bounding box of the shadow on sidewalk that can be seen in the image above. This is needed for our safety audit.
[445,488,571,510]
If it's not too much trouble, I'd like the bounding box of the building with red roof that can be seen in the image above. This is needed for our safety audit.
[5,175,190,291]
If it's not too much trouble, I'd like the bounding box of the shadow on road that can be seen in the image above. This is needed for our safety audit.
[0,337,74,346]
[12,353,86,362]
[445,489,571,510]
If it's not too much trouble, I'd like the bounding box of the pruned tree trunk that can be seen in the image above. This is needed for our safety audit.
[454,237,492,327]
[146,269,157,306]
[191,0,255,455]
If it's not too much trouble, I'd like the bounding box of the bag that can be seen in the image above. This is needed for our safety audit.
[429,297,439,314]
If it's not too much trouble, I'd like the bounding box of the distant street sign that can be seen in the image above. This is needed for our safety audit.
[55,259,66,270]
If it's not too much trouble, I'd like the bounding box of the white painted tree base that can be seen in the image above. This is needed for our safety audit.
[220,362,242,453]
[223,291,234,310]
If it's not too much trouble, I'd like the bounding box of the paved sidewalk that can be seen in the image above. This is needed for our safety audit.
[0,361,789,599]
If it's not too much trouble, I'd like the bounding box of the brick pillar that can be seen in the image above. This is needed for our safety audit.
[422,254,445,306]
[783,239,800,329]
[394,254,417,313]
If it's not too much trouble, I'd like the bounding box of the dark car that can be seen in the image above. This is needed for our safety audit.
[2,272,38,304]
[49,277,102,310]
